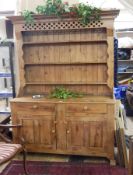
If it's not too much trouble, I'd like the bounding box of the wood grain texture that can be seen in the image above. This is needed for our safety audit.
[9,10,119,163]
[10,98,115,162]
[12,23,114,96]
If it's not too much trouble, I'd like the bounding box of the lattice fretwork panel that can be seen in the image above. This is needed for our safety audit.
[22,20,103,31]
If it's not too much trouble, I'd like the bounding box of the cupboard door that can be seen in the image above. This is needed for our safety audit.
[66,116,107,154]
[66,120,84,150]
[17,115,56,150]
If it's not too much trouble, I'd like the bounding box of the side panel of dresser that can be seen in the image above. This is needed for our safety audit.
[10,102,57,152]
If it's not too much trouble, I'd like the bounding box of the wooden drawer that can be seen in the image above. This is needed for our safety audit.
[66,104,107,114]
[12,102,55,115]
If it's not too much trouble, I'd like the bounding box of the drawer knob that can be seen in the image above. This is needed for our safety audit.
[67,130,70,134]
[84,106,88,110]
[32,105,38,109]
[52,130,55,133]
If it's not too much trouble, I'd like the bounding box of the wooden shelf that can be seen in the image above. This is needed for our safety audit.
[26,82,107,85]
[23,40,107,45]
[118,77,130,84]
[118,60,133,62]
[24,62,107,65]
[0,72,12,77]
[118,72,133,74]
[118,48,133,50]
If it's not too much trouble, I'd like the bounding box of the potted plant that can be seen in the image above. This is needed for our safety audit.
[21,0,101,25]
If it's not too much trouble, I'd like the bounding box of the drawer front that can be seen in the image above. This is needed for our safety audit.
[66,104,107,114]
[12,103,55,115]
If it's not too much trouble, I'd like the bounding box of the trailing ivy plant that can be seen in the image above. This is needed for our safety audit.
[36,0,69,16]
[74,3,101,25]
[21,10,34,24]
[21,0,101,25]
[49,87,83,99]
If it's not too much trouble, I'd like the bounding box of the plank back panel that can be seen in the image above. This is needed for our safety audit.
[23,43,107,64]
[21,27,111,96]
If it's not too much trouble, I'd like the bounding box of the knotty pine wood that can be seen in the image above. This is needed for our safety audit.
[21,29,109,96]
[8,10,119,164]
[11,97,115,162]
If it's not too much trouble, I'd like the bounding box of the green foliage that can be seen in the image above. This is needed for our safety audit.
[76,3,101,25]
[49,87,83,99]
[22,0,101,25]
[42,0,69,16]
[21,10,34,24]
[36,5,46,14]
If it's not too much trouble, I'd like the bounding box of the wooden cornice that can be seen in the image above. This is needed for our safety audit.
[7,9,120,24]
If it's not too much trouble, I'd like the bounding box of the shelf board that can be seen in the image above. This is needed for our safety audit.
[118,77,131,84]
[0,107,11,114]
[118,60,133,62]
[117,31,133,34]
[26,82,107,85]
[23,40,107,45]
[0,112,11,114]
[118,48,133,50]
[24,62,107,65]
[0,73,12,78]
[0,93,13,98]
[118,72,133,74]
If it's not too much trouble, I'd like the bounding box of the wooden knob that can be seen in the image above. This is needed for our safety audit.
[83,106,88,110]
[32,105,38,109]
[52,130,55,133]
[67,130,70,134]
[54,121,57,124]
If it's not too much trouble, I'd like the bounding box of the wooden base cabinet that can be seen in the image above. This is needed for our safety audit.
[11,97,115,162]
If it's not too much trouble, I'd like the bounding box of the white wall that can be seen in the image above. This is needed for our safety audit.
[115,9,133,30]
[16,0,79,14]
[0,0,16,11]
[0,19,6,40]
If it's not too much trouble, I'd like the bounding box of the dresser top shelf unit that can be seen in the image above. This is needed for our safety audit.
[8,10,119,98]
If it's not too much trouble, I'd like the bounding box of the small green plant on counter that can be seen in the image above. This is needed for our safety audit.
[49,87,83,99]
[21,0,101,25]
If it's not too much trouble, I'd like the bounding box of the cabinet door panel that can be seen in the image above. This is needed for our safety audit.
[18,115,56,149]
[89,121,104,147]
[22,119,34,144]
[40,120,55,146]
[66,117,107,152]
[67,121,84,148]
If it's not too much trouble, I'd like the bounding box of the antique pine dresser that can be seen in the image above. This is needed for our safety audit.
[8,10,119,164]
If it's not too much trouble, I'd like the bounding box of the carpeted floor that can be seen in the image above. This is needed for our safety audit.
[0,160,128,175]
